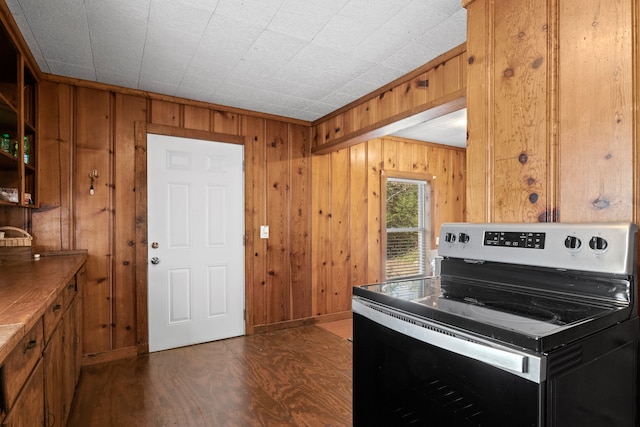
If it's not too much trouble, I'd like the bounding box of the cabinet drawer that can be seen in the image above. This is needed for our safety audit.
[43,278,76,344]
[1,320,43,411]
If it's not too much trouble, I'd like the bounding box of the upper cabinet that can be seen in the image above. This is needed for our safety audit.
[0,21,37,208]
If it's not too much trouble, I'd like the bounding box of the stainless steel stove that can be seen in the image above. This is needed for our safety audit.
[352,222,639,426]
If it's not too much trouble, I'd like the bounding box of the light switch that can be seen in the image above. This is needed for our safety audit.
[260,225,269,239]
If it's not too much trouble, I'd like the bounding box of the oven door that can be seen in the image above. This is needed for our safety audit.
[353,298,544,427]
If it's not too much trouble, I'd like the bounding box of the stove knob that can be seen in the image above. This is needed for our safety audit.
[589,236,608,252]
[564,235,581,250]
[445,232,456,243]
[458,232,470,244]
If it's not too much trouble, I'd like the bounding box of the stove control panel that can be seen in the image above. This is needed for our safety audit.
[438,222,637,275]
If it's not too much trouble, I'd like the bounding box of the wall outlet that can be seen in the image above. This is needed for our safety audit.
[260,225,269,239]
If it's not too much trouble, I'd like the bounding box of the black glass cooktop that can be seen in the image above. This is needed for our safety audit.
[353,275,632,352]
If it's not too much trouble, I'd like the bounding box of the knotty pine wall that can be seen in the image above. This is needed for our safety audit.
[29,78,466,361]
[311,137,465,316]
[464,0,638,225]
[31,81,315,359]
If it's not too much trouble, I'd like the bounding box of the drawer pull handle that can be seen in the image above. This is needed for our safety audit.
[24,339,37,353]
[53,304,62,311]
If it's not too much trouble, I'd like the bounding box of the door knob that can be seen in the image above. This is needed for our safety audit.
[150,257,160,265]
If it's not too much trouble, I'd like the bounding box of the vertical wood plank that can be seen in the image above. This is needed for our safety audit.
[32,82,73,251]
[491,0,549,222]
[243,116,267,328]
[183,105,211,131]
[265,120,291,323]
[465,0,490,222]
[213,110,241,135]
[113,94,146,349]
[557,0,633,222]
[311,153,331,315]
[288,123,312,319]
[149,100,181,127]
[329,148,350,312]
[75,87,112,354]
[349,144,368,286]
[366,139,382,283]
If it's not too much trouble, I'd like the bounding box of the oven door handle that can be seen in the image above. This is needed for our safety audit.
[353,299,544,383]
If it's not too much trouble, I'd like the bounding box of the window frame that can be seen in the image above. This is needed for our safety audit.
[381,171,434,281]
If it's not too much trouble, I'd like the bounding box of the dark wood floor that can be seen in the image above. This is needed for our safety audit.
[67,325,353,426]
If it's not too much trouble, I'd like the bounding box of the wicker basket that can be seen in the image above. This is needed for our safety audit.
[0,226,33,247]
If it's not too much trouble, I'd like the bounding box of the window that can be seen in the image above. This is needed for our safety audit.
[384,176,431,280]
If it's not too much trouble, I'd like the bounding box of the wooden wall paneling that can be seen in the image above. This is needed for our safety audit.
[74,87,112,355]
[366,139,382,283]
[183,105,211,131]
[375,88,397,126]
[33,82,74,251]
[113,93,146,350]
[264,120,291,323]
[149,99,181,127]
[349,144,368,287]
[133,121,149,353]
[288,123,312,320]
[397,139,413,171]
[383,138,398,171]
[411,142,428,174]
[352,99,377,131]
[212,110,241,135]
[464,0,490,222]
[557,0,633,222]
[398,72,429,113]
[329,148,350,313]
[243,116,267,329]
[491,0,549,223]
[311,153,331,314]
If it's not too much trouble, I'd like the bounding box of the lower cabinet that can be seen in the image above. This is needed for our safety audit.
[2,361,44,427]
[1,267,83,427]
[44,296,80,426]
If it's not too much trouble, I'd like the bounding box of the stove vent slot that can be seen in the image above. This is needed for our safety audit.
[366,302,469,341]
[548,344,583,376]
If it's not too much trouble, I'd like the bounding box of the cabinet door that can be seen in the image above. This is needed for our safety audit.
[2,360,44,427]
[44,325,64,427]
[62,301,77,423]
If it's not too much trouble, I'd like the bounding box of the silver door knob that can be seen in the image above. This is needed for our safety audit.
[150,257,160,265]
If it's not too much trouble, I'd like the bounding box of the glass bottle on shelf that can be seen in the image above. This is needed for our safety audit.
[1,134,10,154]
[23,136,29,164]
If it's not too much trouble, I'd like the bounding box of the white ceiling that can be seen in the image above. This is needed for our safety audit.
[5,0,467,144]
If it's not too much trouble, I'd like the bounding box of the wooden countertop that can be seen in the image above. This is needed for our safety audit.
[0,252,87,364]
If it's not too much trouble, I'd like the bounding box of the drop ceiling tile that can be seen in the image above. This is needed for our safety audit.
[96,69,141,89]
[46,60,96,81]
[312,14,376,54]
[381,0,451,38]
[17,0,93,68]
[268,0,338,41]
[4,0,48,71]
[338,0,412,28]
[336,78,379,98]
[214,0,283,28]
[137,79,179,96]
[145,22,201,57]
[319,90,357,107]
[140,51,191,87]
[358,64,407,88]
[148,0,215,37]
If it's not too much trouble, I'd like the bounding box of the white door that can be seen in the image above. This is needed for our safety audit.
[147,133,244,352]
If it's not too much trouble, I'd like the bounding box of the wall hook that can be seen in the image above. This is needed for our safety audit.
[89,169,99,195]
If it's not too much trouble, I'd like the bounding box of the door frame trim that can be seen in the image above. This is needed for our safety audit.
[134,121,245,354]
